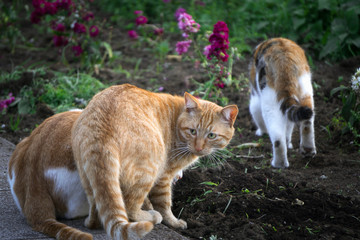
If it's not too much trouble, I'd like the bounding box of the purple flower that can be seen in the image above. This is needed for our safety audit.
[83,12,94,21]
[89,25,99,37]
[128,30,138,39]
[0,93,16,111]
[134,10,143,15]
[72,45,83,56]
[135,15,148,26]
[53,35,68,47]
[73,22,86,34]
[175,7,186,20]
[214,79,225,89]
[158,86,164,91]
[176,40,192,55]
[32,0,45,8]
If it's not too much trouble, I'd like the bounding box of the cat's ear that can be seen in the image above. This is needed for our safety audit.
[184,92,200,112]
[221,105,238,127]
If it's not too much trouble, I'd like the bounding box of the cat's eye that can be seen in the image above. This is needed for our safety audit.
[190,129,197,135]
[208,133,217,139]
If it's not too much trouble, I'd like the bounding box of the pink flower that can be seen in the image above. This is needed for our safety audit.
[154,28,164,36]
[89,25,99,37]
[175,7,186,20]
[32,0,45,8]
[203,45,211,57]
[72,45,83,56]
[135,15,148,26]
[53,35,68,47]
[73,22,86,34]
[177,13,200,35]
[53,23,65,32]
[176,40,192,55]
[1,93,16,111]
[134,10,143,15]
[128,30,138,39]
[83,12,94,21]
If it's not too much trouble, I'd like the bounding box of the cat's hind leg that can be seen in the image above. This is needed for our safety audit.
[299,118,316,157]
[286,120,295,149]
[261,87,289,168]
[249,93,267,136]
[149,174,187,229]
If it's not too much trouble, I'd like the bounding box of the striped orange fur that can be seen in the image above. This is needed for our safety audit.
[8,111,94,240]
[72,84,238,239]
[248,38,316,168]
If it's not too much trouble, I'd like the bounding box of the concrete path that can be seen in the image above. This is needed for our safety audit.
[0,137,188,240]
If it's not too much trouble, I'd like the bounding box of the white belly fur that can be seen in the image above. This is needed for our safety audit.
[45,167,89,219]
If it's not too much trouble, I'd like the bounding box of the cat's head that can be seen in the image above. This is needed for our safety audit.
[176,93,238,157]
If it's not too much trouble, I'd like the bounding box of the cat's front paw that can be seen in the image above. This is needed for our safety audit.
[271,158,289,168]
[148,210,163,225]
[165,218,187,229]
[300,146,316,158]
[255,129,264,136]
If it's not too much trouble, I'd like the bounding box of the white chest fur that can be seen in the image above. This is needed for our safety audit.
[45,167,89,219]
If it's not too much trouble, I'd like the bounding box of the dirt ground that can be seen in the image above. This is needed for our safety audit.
[1,19,360,240]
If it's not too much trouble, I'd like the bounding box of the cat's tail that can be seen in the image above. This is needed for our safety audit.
[280,97,313,122]
[34,219,93,240]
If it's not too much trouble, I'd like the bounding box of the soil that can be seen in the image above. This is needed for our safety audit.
[1,15,360,240]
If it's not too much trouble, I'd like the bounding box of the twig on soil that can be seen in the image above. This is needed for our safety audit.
[234,143,261,149]
[235,154,265,159]
[223,196,233,214]
[177,207,184,219]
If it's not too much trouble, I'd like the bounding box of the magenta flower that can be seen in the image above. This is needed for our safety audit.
[53,35,68,47]
[177,13,200,35]
[134,10,143,15]
[0,93,16,111]
[128,30,138,39]
[45,2,58,15]
[72,45,84,56]
[32,0,44,8]
[73,22,86,34]
[135,15,148,26]
[89,25,99,37]
[204,21,230,62]
[83,12,94,21]
[55,0,72,10]
[154,28,164,36]
[214,79,225,89]
[53,23,65,32]
[30,10,43,24]
[174,7,186,20]
[176,40,192,55]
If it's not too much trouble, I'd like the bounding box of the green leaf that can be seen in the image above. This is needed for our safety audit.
[200,181,218,186]
[347,36,360,47]
[102,42,113,59]
[319,36,339,59]
[318,0,332,10]
[345,10,359,34]
[330,85,348,96]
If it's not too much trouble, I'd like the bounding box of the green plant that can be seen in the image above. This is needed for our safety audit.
[39,72,106,113]
[331,68,360,149]
[9,115,22,132]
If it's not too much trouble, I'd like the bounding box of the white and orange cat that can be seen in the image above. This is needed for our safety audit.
[249,38,316,168]
[8,84,238,240]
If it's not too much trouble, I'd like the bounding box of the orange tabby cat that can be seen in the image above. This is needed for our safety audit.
[7,110,96,239]
[249,37,316,168]
[72,84,238,239]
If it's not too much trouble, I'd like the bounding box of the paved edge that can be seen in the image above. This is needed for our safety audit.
[0,137,188,240]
